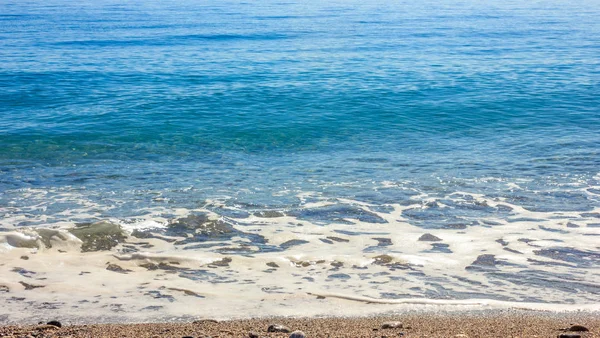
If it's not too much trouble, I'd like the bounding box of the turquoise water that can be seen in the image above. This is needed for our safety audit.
[2,0,599,219]
[1,0,600,319]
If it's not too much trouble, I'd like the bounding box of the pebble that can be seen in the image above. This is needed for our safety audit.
[558,334,581,338]
[35,324,59,330]
[248,332,259,338]
[568,325,589,332]
[47,320,62,328]
[289,330,306,338]
[267,324,291,333]
[381,322,403,329]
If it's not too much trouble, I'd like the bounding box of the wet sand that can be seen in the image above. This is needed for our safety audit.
[1,311,599,338]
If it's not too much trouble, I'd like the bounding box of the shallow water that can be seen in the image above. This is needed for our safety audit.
[1,0,600,323]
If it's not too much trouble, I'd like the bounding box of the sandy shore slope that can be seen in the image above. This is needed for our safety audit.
[1,311,599,338]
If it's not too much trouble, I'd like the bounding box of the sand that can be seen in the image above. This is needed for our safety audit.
[1,310,599,338]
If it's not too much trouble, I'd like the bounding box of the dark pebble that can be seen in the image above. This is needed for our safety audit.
[381,322,403,329]
[558,334,581,338]
[289,330,306,338]
[267,324,291,333]
[568,325,589,332]
[46,320,62,328]
[248,332,259,338]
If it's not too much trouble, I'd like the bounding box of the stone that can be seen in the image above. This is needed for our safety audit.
[19,281,45,290]
[267,324,291,333]
[35,324,59,330]
[47,320,62,328]
[193,319,219,324]
[69,221,127,252]
[373,254,394,265]
[568,325,589,332]
[289,330,306,338]
[106,263,132,273]
[418,233,442,242]
[381,322,403,329]
[558,334,581,338]
[248,332,259,338]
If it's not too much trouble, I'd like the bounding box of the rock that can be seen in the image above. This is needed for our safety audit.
[267,324,291,333]
[266,262,279,268]
[19,281,45,290]
[381,322,403,329]
[20,255,29,260]
[558,334,581,338]
[69,221,127,252]
[289,330,306,338]
[106,263,132,273]
[193,319,219,324]
[46,320,62,328]
[254,210,285,218]
[35,324,59,330]
[373,254,394,265]
[418,233,442,242]
[568,325,589,332]
[248,332,259,338]
[208,257,232,267]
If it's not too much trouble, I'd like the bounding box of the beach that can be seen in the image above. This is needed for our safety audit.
[1,311,599,337]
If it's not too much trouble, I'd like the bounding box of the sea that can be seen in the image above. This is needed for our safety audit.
[1,0,599,324]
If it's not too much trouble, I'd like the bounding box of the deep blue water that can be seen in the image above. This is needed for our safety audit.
[1,0,600,223]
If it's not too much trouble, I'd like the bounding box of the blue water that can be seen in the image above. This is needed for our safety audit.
[1,0,600,222]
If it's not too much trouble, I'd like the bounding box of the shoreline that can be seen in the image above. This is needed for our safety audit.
[1,310,599,337]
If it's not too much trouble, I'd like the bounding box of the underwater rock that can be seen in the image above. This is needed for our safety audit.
[254,210,285,218]
[418,233,442,242]
[106,263,132,273]
[69,221,127,252]
[19,281,45,290]
[280,239,309,249]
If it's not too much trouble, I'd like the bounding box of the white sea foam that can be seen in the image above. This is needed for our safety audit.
[1,185,599,323]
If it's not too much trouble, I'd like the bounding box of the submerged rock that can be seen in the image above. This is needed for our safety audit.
[467,254,497,268]
[280,239,310,249]
[254,210,285,218]
[69,221,127,252]
[19,281,45,290]
[106,263,132,273]
[418,233,442,242]
[373,254,394,265]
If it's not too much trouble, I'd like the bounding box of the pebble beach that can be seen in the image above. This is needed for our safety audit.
[1,311,599,338]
